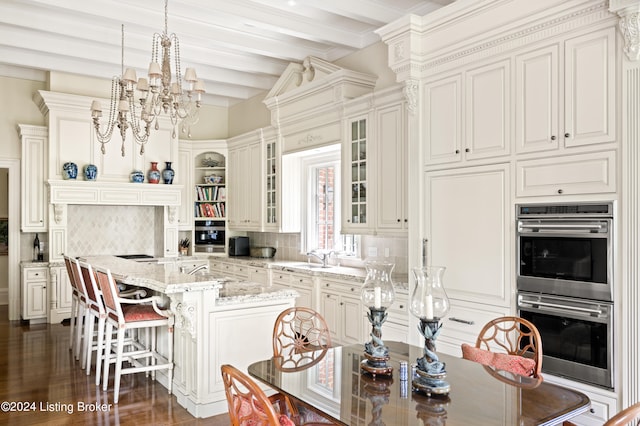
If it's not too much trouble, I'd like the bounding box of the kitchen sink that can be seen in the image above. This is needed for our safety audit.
[286,263,331,270]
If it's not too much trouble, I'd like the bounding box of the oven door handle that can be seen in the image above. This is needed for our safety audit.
[519,299,603,316]
[518,223,606,232]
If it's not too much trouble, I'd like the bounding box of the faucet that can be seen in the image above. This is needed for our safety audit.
[306,250,335,267]
[180,264,209,275]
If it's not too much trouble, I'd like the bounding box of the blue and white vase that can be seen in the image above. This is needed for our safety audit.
[130,170,144,183]
[148,162,160,184]
[162,161,175,184]
[83,164,98,181]
[62,162,78,180]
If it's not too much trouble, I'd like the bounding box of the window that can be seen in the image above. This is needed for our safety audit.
[301,146,358,257]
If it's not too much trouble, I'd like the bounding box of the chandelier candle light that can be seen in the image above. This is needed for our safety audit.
[90,0,205,157]
[360,260,396,377]
[410,265,451,396]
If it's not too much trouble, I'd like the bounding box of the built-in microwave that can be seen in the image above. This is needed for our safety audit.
[516,202,613,302]
[194,220,225,253]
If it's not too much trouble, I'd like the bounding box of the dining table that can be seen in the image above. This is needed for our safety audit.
[247,341,590,426]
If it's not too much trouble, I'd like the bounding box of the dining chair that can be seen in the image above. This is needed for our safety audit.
[221,364,297,426]
[93,265,174,404]
[461,316,543,378]
[604,401,640,426]
[63,255,88,362]
[272,307,335,425]
[272,307,332,360]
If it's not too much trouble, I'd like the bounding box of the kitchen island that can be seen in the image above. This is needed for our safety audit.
[81,255,298,418]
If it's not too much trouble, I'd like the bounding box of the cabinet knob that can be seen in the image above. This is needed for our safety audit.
[404,219,408,223]
[399,304,404,309]
[347,219,351,223]
[550,135,556,141]
[340,302,344,306]
[455,149,460,154]
[350,288,355,292]
[397,219,401,222]
[465,148,470,153]
[564,133,570,138]
[557,189,563,194]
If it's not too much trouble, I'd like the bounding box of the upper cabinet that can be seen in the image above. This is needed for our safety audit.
[342,89,408,235]
[424,59,511,165]
[342,115,370,233]
[227,133,262,231]
[19,125,48,232]
[516,27,616,154]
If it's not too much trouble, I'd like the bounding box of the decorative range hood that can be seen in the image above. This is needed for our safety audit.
[48,180,182,206]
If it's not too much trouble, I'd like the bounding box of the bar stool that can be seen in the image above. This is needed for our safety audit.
[63,255,87,361]
[93,265,174,404]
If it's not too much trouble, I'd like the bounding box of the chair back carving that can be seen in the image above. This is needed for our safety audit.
[475,316,543,378]
[221,364,282,426]
[273,307,332,364]
[604,402,640,426]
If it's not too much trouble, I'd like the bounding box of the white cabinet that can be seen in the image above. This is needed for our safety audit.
[564,28,616,148]
[383,291,409,343]
[19,125,48,232]
[464,59,511,160]
[48,265,72,323]
[425,164,511,307]
[271,271,314,308]
[21,265,48,321]
[423,74,463,165]
[342,115,371,233]
[247,265,270,286]
[424,59,510,165]
[264,132,279,231]
[516,150,616,197]
[228,141,261,230]
[319,278,366,345]
[176,146,193,229]
[515,27,616,154]
[375,103,408,232]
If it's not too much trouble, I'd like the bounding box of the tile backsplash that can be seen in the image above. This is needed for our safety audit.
[65,205,156,256]
[247,231,408,273]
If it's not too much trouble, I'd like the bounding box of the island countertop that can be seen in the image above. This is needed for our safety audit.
[80,255,226,294]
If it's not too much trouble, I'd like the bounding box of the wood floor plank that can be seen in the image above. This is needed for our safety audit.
[0,307,230,425]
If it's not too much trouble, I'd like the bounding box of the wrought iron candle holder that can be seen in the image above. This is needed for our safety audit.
[411,266,451,396]
[360,260,396,377]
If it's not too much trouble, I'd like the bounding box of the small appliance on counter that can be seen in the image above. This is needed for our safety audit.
[229,236,250,256]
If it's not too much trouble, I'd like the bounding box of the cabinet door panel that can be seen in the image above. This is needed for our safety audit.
[376,104,406,231]
[342,296,364,345]
[320,292,340,343]
[564,27,615,147]
[465,60,511,159]
[515,45,559,153]
[424,75,462,165]
[425,164,510,306]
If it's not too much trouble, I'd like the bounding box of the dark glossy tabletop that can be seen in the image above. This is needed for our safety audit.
[248,341,590,426]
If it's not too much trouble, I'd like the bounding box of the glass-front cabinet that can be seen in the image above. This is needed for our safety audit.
[342,116,369,233]
[193,151,226,254]
[265,137,277,228]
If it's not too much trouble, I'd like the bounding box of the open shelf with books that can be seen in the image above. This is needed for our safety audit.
[194,151,226,254]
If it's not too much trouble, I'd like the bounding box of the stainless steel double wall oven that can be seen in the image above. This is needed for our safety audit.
[516,202,614,389]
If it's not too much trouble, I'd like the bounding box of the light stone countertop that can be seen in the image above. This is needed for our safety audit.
[80,256,300,306]
[213,256,409,293]
[81,255,226,294]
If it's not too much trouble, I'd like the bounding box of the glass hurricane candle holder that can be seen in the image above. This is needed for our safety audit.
[410,266,451,396]
[360,260,396,377]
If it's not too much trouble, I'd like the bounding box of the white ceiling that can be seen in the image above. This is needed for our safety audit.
[0,0,454,107]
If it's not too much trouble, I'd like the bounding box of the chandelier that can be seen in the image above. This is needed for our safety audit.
[90,0,205,156]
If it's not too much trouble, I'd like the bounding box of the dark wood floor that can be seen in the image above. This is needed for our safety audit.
[0,306,230,425]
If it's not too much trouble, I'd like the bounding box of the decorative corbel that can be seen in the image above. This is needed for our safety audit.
[403,79,419,115]
[171,301,197,340]
[610,0,640,61]
[53,204,64,224]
